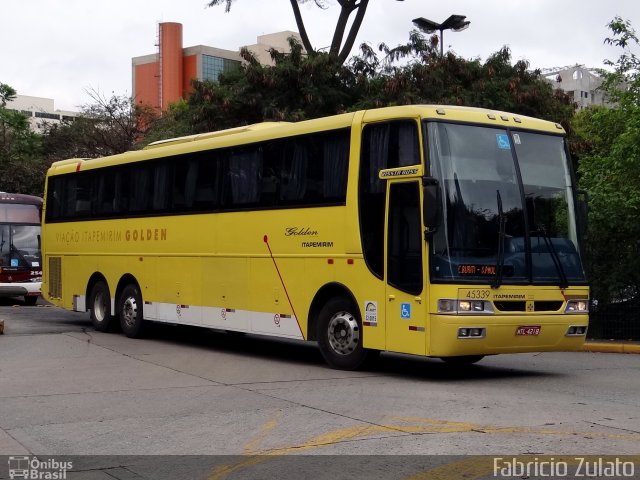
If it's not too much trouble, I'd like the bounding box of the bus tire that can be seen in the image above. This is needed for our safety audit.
[118,284,145,338]
[440,355,484,365]
[24,296,38,306]
[317,297,371,370]
[89,281,114,332]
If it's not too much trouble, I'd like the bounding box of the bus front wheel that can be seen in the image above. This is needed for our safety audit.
[89,281,115,332]
[118,284,145,338]
[24,296,38,306]
[317,297,372,370]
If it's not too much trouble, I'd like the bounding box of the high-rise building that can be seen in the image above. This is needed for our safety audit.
[132,22,302,111]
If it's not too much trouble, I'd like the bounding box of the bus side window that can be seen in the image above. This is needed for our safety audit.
[46,177,63,221]
[129,166,152,212]
[226,147,262,207]
[64,175,92,218]
[260,141,281,208]
[280,140,308,205]
[359,120,420,278]
[113,170,129,213]
[172,157,200,210]
[194,154,220,210]
[152,163,170,211]
[322,132,349,201]
[96,170,116,215]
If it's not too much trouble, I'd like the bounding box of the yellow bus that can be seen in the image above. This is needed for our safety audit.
[42,105,589,369]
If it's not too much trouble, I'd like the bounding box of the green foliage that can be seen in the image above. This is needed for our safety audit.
[138,99,192,148]
[43,89,157,162]
[0,83,44,195]
[350,35,575,127]
[574,17,640,302]
[0,83,17,107]
[142,32,575,140]
[184,39,357,133]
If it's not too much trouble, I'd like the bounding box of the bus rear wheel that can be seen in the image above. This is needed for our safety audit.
[118,284,145,338]
[317,297,372,370]
[89,280,115,332]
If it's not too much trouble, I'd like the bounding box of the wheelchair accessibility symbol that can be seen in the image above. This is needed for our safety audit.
[496,133,510,150]
[400,303,411,319]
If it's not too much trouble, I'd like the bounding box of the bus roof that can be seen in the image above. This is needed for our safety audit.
[0,192,43,206]
[47,105,565,175]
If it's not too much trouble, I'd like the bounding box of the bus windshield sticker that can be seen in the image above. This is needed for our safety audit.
[364,301,377,326]
[513,133,521,144]
[496,133,510,150]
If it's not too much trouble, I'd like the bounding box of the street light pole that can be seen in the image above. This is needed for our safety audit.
[412,14,470,56]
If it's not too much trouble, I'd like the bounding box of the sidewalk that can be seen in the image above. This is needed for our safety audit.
[582,339,640,354]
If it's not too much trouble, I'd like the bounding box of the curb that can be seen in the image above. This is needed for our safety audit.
[582,342,640,354]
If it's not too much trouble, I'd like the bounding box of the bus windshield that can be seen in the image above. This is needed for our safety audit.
[427,121,586,285]
[0,225,41,268]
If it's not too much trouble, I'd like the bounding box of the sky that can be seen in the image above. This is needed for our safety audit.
[2,0,638,112]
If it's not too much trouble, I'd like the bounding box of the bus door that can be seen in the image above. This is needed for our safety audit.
[385,180,427,355]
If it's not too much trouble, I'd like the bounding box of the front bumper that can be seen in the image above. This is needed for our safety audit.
[0,282,41,297]
[429,313,589,357]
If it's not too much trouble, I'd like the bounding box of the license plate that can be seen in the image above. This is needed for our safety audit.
[516,326,541,336]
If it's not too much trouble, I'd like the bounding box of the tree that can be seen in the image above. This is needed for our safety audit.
[0,83,44,195]
[207,0,403,64]
[140,31,575,141]
[573,17,640,302]
[0,83,17,107]
[178,38,357,133]
[350,33,575,128]
[43,89,157,162]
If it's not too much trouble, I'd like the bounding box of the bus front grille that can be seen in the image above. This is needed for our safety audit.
[48,257,62,299]
[493,301,563,312]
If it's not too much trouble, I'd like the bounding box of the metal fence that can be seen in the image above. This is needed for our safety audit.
[588,299,640,341]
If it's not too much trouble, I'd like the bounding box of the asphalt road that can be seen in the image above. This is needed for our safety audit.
[0,298,639,479]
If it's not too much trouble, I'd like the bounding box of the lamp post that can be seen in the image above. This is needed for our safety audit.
[412,14,470,56]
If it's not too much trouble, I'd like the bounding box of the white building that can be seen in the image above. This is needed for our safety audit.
[5,95,78,132]
[542,65,607,109]
[244,31,303,65]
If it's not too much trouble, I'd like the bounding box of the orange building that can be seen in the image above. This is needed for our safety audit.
[132,22,301,111]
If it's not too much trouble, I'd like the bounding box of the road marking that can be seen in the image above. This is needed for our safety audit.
[209,417,640,479]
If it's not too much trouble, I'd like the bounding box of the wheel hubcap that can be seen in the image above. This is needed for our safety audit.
[94,291,106,322]
[122,296,138,328]
[327,311,360,356]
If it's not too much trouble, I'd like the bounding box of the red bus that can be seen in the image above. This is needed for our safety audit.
[0,192,43,305]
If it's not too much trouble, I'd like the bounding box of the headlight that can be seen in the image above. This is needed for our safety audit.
[565,300,589,313]
[438,299,494,315]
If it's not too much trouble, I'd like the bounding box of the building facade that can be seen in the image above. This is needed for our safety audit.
[5,95,77,133]
[543,65,607,109]
[132,22,302,111]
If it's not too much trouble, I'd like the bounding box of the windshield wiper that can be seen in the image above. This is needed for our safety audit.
[491,190,507,289]
[534,226,569,289]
